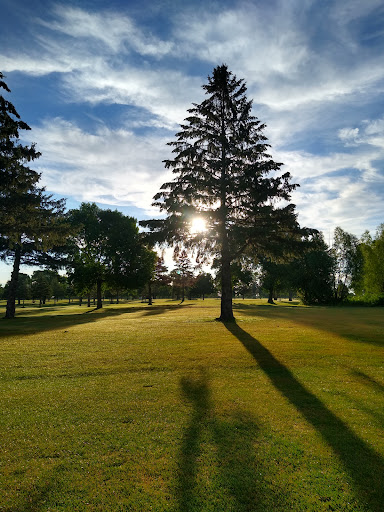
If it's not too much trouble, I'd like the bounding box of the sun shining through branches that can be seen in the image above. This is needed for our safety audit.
[190,217,207,234]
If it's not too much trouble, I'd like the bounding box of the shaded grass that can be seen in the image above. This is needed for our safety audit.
[0,299,383,511]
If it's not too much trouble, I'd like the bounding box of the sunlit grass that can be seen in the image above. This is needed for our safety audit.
[0,299,383,511]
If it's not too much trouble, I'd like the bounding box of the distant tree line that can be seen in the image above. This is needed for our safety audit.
[257,225,384,305]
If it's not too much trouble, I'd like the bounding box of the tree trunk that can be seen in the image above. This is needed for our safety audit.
[219,226,234,321]
[267,288,275,304]
[87,294,91,307]
[148,281,153,305]
[218,98,234,322]
[5,246,21,319]
[96,278,102,309]
[289,290,293,301]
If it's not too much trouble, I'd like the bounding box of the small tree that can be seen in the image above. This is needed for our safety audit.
[141,65,308,321]
[331,227,363,301]
[173,250,194,303]
[190,272,215,300]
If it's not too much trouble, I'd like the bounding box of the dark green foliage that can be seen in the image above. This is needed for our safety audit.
[141,65,307,320]
[260,259,291,304]
[173,250,195,302]
[331,226,364,300]
[349,224,384,304]
[190,272,216,299]
[295,234,335,304]
[0,73,69,318]
[67,203,156,309]
[359,225,384,295]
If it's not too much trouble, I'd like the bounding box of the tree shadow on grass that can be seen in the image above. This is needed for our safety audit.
[350,369,384,393]
[233,301,384,347]
[2,466,60,512]
[225,321,384,511]
[0,303,192,339]
[177,370,288,511]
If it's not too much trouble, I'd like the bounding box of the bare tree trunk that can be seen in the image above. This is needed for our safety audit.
[218,100,234,322]
[267,288,275,304]
[5,246,21,319]
[220,239,234,321]
[148,281,153,305]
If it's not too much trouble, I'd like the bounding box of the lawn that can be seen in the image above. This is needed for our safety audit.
[0,299,383,511]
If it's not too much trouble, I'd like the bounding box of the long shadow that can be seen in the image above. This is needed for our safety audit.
[350,369,384,393]
[178,370,211,511]
[233,301,384,347]
[2,466,58,512]
[177,370,288,511]
[225,321,384,511]
[0,303,192,339]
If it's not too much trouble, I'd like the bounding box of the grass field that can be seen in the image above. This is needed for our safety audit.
[0,299,383,511]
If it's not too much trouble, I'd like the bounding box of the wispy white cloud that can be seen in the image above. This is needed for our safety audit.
[31,118,173,215]
[38,5,174,57]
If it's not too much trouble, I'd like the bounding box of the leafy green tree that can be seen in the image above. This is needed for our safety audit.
[173,250,195,303]
[67,203,156,309]
[141,65,307,321]
[359,225,384,297]
[0,73,69,318]
[147,255,171,303]
[190,272,216,300]
[260,259,289,304]
[31,270,53,306]
[294,233,335,304]
[331,226,363,300]
[3,272,32,305]
[16,272,31,305]
[231,261,256,299]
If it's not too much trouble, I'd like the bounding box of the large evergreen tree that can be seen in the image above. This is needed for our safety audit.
[0,73,69,319]
[142,65,307,320]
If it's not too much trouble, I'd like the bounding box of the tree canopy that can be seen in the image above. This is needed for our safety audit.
[0,73,69,318]
[67,203,156,309]
[141,64,310,320]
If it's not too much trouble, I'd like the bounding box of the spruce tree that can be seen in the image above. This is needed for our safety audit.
[142,65,305,321]
[0,73,69,318]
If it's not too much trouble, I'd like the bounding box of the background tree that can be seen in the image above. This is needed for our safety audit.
[141,65,310,321]
[190,272,216,300]
[3,272,31,306]
[331,226,363,301]
[260,259,289,304]
[294,233,335,304]
[358,225,384,298]
[148,255,171,303]
[67,203,156,309]
[31,270,53,306]
[173,250,195,302]
[0,73,69,318]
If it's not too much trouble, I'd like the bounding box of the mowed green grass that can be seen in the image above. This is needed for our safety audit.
[0,299,383,511]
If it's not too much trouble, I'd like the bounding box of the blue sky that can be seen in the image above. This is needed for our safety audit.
[1,0,384,283]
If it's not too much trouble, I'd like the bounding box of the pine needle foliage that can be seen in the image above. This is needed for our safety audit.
[141,65,306,321]
[0,73,69,318]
